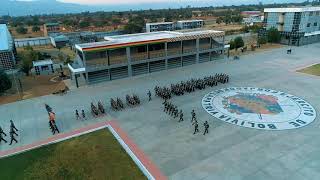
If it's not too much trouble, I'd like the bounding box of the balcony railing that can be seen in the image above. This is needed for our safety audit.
[183,46,197,54]
[149,50,166,59]
[86,58,108,66]
[109,55,127,65]
[199,44,211,51]
[167,47,182,56]
[131,53,148,61]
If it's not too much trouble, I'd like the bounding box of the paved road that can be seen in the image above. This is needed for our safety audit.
[0,43,320,180]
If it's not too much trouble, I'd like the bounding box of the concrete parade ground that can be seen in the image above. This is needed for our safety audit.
[0,43,320,180]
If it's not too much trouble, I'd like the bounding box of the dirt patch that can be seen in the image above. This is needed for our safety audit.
[0,73,68,105]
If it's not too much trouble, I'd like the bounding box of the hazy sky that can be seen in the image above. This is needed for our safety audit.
[60,0,173,5]
[59,0,220,5]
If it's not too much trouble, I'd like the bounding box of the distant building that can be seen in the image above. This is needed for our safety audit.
[146,22,175,32]
[176,20,204,30]
[264,7,320,46]
[50,34,69,48]
[0,24,16,71]
[243,15,263,26]
[68,30,225,86]
[43,23,60,36]
[241,11,261,17]
[33,59,54,75]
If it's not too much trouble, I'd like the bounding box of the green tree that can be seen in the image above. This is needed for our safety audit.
[19,48,39,76]
[216,17,222,24]
[63,55,73,65]
[123,16,145,34]
[16,26,28,34]
[258,36,267,45]
[267,27,281,43]
[32,26,40,32]
[111,18,121,25]
[234,36,245,50]
[79,21,90,28]
[0,70,12,94]
[229,40,235,50]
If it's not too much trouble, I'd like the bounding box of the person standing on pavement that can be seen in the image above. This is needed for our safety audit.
[147,90,152,101]
[203,121,209,135]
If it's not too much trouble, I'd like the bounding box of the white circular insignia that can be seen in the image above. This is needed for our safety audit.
[202,87,317,130]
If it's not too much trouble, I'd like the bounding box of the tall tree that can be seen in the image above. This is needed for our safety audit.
[123,16,145,34]
[267,27,281,43]
[16,26,28,34]
[234,36,245,50]
[0,70,12,94]
[19,47,39,76]
[32,26,40,32]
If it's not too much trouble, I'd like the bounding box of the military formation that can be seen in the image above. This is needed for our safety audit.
[163,101,180,119]
[156,73,230,135]
[161,100,210,135]
[0,120,19,145]
[46,104,60,135]
[155,73,230,100]
[126,94,141,107]
[111,94,141,111]
[110,98,124,111]
[0,73,230,148]
[90,101,106,117]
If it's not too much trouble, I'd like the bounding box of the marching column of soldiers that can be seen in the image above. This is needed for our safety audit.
[90,101,106,117]
[9,120,19,145]
[163,101,180,119]
[45,104,60,135]
[161,102,210,135]
[154,73,230,100]
[155,86,172,100]
[0,120,19,145]
[111,94,141,111]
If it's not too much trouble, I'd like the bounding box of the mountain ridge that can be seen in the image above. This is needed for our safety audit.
[0,0,307,17]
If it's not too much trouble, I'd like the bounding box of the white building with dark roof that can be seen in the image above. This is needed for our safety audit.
[0,24,16,71]
[146,22,175,32]
[69,30,225,86]
[33,59,54,75]
[176,20,204,30]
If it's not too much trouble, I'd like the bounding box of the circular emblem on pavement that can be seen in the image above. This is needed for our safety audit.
[202,87,316,130]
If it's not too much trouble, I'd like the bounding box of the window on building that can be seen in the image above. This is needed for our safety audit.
[309,12,313,16]
[41,65,49,71]
[307,23,311,27]
[314,22,318,26]
[316,12,320,16]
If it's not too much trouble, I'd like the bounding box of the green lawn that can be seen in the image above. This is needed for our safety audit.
[297,64,320,76]
[0,129,146,180]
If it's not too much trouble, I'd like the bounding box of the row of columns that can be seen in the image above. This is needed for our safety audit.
[82,37,225,84]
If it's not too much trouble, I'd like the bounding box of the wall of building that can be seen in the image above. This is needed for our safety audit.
[74,36,224,84]
[266,12,280,30]
[0,51,14,71]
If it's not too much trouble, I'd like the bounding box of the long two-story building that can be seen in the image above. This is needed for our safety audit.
[68,30,225,87]
[146,22,175,32]
[264,7,320,46]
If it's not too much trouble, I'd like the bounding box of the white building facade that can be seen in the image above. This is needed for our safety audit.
[146,22,175,32]
[264,7,320,45]
[176,20,204,30]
